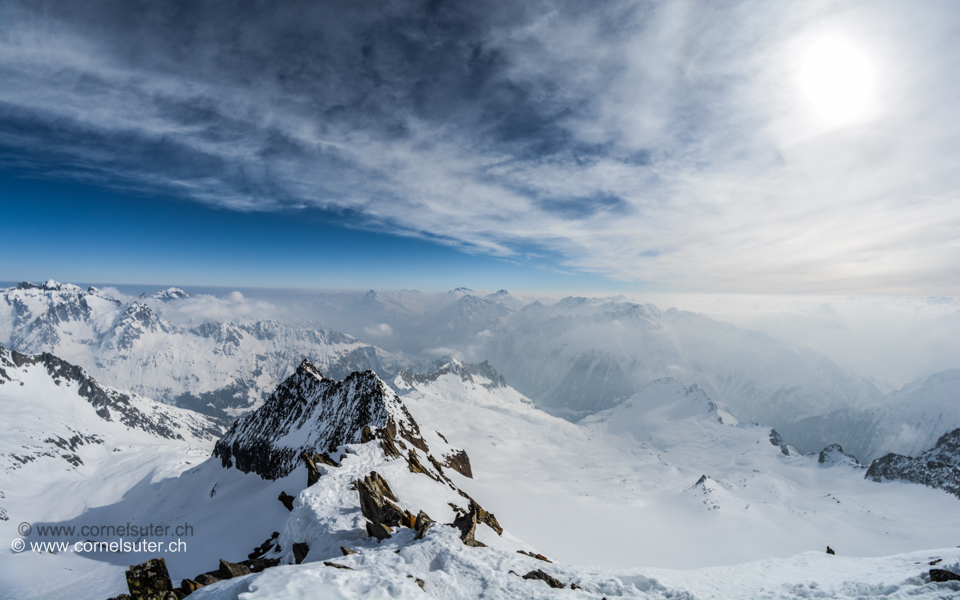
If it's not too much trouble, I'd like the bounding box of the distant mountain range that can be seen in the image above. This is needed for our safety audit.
[3,281,959,464]
[0,281,409,418]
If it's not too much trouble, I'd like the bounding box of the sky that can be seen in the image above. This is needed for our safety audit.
[1,0,959,295]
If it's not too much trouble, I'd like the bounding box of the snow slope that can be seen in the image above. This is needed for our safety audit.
[3,357,959,599]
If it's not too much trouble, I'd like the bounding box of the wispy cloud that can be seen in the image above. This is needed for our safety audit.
[1,0,958,293]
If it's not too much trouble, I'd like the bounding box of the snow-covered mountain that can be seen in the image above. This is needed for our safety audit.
[0,346,222,590]
[780,369,960,462]
[4,356,960,599]
[474,297,881,426]
[0,281,410,418]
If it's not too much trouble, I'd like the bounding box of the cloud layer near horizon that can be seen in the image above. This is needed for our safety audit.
[2,0,958,293]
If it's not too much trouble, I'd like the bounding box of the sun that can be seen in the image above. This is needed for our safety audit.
[797,34,878,126]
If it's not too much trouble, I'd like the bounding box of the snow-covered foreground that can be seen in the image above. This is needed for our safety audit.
[2,357,958,599]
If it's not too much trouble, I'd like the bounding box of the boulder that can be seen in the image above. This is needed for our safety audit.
[341,546,359,556]
[517,550,552,563]
[278,491,295,511]
[179,579,203,595]
[218,559,251,579]
[451,508,485,547]
[931,568,960,582]
[194,573,221,586]
[468,499,502,536]
[443,449,474,479]
[366,522,394,541]
[125,558,174,600]
[414,511,434,540]
[357,471,406,538]
[522,569,564,589]
[293,542,309,565]
[302,452,323,486]
[241,557,281,573]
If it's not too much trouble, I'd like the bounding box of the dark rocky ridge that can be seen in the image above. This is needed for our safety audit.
[866,428,960,498]
[214,360,428,480]
[0,345,222,442]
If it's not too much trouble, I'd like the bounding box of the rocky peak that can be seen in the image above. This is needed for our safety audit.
[105,302,173,351]
[214,361,428,480]
[397,357,507,390]
[818,444,862,467]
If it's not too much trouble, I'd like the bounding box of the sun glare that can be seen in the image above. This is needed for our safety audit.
[797,34,878,126]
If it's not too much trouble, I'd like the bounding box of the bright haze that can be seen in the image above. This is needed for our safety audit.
[1,1,958,383]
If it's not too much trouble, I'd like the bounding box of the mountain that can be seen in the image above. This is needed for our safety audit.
[0,345,221,579]
[478,297,880,425]
[779,369,960,462]
[214,360,430,480]
[5,356,960,599]
[0,281,410,418]
[866,428,960,498]
[0,345,222,446]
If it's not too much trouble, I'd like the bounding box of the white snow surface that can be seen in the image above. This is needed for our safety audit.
[2,358,959,599]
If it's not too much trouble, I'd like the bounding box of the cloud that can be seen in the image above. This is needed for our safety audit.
[364,323,394,337]
[1,0,958,293]
[150,291,279,326]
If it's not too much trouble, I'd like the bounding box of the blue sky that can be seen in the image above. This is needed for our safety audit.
[1,0,958,294]
[0,168,625,292]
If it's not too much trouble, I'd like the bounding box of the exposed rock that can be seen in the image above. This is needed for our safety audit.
[361,425,376,443]
[866,428,960,498]
[769,429,791,456]
[451,508,485,547]
[931,568,960,582]
[323,561,354,570]
[341,546,359,556]
[522,569,564,588]
[442,449,473,479]
[302,452,322,486]
[826,546,835,555]
[468,499,502,536]
[179,579,203,595]
[218,559,251,579]
[293,542,309,565]
[570,582,582,590]
[214,363,427,480]
[125,558,174,600]
[414,511,434,540]
[278,491,295,511]
[241,557,281,573]
[248,533,280,560]
[107,595,133,600]
[366,522,394,540]
[517,550,552,563]
[357,471,406,540]
[194,573,221,586]
[818,444,862,467]
[406,450,438,480]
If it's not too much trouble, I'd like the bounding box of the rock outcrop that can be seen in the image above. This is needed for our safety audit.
[214,361,428,480]
[865,428,960,498]
[124,558,174,599]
